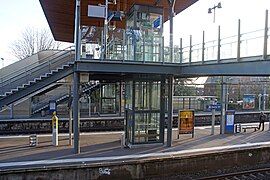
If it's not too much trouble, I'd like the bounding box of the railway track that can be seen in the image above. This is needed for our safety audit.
[199,167,270,180]
[0,111,267,135]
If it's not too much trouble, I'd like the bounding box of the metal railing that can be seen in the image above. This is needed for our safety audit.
[80,10,269,65]
[0,47,75,96]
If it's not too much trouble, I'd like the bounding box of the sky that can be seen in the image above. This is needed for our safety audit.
[0,0,270,68]
[0,1,48,66]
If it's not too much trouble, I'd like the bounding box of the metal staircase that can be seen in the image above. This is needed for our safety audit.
[31,81,101,115]
[0,48,75,109]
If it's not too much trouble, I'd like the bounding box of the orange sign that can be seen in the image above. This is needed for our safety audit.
[178,110,194,137]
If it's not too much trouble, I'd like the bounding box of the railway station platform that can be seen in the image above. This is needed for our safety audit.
[0,123,270,166]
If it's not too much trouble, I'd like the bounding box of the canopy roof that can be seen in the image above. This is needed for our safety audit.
[39,0,198,42]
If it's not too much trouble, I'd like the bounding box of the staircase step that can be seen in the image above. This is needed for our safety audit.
[51,70,58,73]
[4,92,12,96]
[57,67,64,71]
[11,88,19,93]
[68,62,75,65]
[45,73,52,76]
[22,84,29,88]
[62,64,70,68]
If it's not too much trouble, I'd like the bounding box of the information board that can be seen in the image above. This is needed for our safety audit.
[225,110,235,134]
[49,100,56,114]
[243,94,255,109]
[178,110,194,138]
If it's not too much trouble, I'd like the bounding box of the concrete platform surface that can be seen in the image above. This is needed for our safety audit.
[0,123,270,170]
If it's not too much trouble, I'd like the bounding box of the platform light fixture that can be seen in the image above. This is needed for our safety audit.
[1,58,4,69]
[208,2,222,23]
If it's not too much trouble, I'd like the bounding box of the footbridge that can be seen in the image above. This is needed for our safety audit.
[1,12,269,108]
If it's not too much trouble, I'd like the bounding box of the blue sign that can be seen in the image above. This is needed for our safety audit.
[225,110,235,134]
[153,16,161,28]
[209,104,221,110]
[207,103,221,111]
[49,100,57,113]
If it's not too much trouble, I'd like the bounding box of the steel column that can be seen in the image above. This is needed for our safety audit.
[73,72,80,153]
[263,84,267,111]
[160,77,166,144]
[69,85,72,146]
[180,38,183,64]
[167,75,174,147]
[169,0,175,63]
[263,10,268,60]
[189,35,192,64]
[88,96,91,117]
[237,19,241,61]
[119,81,122,116]
[217,26,221,63]
[161,36,164,63]
[103,0,109,60]
[220,76,226,134]
[73,0,81,154]
[211,100,215,135]
[131,81,135,144]
[202,31,205,64]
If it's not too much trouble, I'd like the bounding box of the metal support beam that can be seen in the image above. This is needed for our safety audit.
[131,81,135,145]
[167,0,175,147]
[69,107,73,146]
[119,81,122,116]
[73,0,81,154]
[179,38,183,64]
[168,0,175,63]
[220,76,226,134]
[160,76,166,144]
[202,31,205,64]
[88,95,91,117]
[237,19,241,61]
[263,84,267,111]
[263,9,268,60]
[69,85,73,146]
[211,99,215,135]
[167,75,174,147]
[73,72,80,153]
[103,0,109,60]
[189,35,192,64]
[217,26,221,63]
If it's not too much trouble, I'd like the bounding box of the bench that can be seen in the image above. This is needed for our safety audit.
[241,125,259,132]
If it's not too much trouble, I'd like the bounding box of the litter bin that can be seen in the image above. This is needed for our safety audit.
[235,123,241,133]
[29,134,38,147]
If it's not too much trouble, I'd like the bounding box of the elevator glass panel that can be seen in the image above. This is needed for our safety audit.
[126,5,163,62]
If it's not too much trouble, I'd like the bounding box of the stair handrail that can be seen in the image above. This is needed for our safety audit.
[0,46,74,82]
[0,46,75,89]
[32,82,101,114]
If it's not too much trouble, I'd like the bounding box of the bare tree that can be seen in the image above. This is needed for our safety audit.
[10,27,61,60]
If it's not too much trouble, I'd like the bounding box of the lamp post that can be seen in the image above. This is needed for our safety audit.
[0,58,4,83]
[208,2,222,23]
[1,58,4,69]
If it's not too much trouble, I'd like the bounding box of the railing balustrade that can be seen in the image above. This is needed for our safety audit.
[80,10,269,66]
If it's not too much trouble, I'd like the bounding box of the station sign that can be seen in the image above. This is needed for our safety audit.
[178,110,195,138]
[208,104,221,110]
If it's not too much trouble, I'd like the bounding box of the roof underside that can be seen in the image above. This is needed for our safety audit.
[39,0,198,42]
